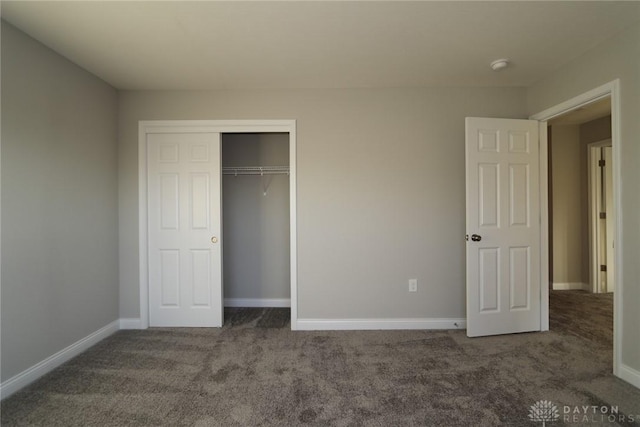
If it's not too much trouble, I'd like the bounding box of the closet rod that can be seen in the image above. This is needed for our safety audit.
[222,166,289,176]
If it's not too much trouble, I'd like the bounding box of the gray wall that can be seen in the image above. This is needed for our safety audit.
[527,22,640,372]
[222,133,290,301]
[1,22,119,381]
[118,87,528,320]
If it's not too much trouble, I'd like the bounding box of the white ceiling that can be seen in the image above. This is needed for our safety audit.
[2,1,639,91]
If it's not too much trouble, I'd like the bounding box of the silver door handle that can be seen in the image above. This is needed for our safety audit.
[211,236,218,244]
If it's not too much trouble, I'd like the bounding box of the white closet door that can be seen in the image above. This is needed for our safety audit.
[147,132,222,327]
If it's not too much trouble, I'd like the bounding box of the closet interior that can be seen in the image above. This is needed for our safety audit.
[221,133,291,317]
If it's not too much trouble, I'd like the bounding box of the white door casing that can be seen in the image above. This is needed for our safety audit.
[604,146,615,293]
[465,117,541,337]
[147,132,223,327]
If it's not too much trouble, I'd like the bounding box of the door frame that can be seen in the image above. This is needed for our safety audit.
[530,79,622,376]
[587,139,613,294]
[138,120,298,330]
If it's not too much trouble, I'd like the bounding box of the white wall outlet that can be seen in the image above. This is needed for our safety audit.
[408,279,418,292]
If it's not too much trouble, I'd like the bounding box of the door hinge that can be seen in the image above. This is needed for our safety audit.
[599,159,606,167]
[599,212,606,219]
[600,264,607,272]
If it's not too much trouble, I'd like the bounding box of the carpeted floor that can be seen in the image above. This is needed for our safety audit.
[2,292,639,426]
[549,290,613,347]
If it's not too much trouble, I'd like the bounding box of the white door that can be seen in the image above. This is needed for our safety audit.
[465,117,540,337]
[147,132,223,327]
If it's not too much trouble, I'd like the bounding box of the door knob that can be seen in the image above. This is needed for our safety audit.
[471,234,482,242]
[211,236,218,244]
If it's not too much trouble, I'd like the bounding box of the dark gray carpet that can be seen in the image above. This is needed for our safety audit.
[2,295,639,426]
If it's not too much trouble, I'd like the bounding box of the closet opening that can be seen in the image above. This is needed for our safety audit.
[221,133,291,327]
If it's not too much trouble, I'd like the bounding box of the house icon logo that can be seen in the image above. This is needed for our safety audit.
[529,400,560,426]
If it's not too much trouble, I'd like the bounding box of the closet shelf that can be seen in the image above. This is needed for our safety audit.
[222,166,289,176]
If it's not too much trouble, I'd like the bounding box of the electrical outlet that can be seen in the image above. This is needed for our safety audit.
[408,279,418,292]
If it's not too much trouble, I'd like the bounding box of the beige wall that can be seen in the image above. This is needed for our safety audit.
[1,22,119,381]
[581,116,612,146]
[118,87,528,320]
[222,133,290,301]
[527,23,640,373]
[550,125,583,285]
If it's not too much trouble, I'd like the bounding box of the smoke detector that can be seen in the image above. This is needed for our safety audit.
[490,59,510,71]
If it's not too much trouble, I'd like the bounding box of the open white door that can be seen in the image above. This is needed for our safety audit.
[466,117,541,337]
[147,132,223,327]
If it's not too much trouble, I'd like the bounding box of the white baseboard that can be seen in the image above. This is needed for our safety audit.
[224,298,291,308]
[119,318,143,330]
[0,320,120,400]
[618,363,640,389]
[552,282,589,291]
[295,318,466,331]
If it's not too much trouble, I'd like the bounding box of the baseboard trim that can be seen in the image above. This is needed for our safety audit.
[0,320,120,400]
[224,298,291,308]
[618,363,640,389]
[552,282,589,291]
[119,318,143,330]
[295,318,466,331]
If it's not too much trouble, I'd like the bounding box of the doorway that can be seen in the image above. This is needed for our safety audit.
[530,80,622,378]
[547,97,613,293]
[546,97,615,351]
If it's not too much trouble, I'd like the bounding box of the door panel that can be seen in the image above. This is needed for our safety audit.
[466,118,540,337]
[509,164,530,226]
[160,249,179,306]
[479,248,499,312]
[509,246,530,310]
[148,132,222,327]
[479,164,499,227]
